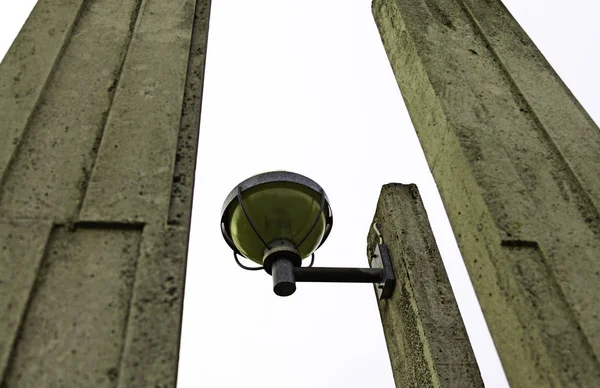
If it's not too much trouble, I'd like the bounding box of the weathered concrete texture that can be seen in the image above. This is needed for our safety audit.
[0,0,211,386]
[373,0,600,386]
[368,184,483,388]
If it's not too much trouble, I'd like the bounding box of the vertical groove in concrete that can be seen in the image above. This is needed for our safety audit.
[0,221,53,379]
[3,226,143,387]
[78,0,199,225]
[0,0,212,386]
[373,0,600,386]
[368,184,483,388]
[0,0,144,222]
[0,0,87,185]
[168,0,212,226]
[458,0,600,211]
[74,0,144,220]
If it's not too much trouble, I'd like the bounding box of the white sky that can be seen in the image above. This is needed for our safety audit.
[1,1,599,388]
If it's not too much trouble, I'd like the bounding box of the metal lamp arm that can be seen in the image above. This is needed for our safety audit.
[293,267,384,283]
[269,243,395,300]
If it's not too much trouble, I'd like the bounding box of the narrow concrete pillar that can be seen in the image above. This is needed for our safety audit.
[367,183,483,387]
[373,0,600,386]
[0,0,211,386]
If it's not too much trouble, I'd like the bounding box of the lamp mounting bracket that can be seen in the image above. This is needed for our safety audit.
[370,243,396,300]
[264,243,396,300]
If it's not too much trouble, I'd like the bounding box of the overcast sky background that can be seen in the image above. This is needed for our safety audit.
[1,1,599,387]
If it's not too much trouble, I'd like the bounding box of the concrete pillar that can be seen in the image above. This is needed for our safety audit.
[367,183,483,387]
[0,0,211,386]
[373,0,600,386]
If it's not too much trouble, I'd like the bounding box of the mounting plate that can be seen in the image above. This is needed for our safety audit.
[370,243,396,300]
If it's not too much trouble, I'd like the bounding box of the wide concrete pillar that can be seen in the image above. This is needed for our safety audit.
[368,183,483,387]
[0,0,210,386]
[373,0,600,386]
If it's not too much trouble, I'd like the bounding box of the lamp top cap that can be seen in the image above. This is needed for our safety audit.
[220,170,330,218]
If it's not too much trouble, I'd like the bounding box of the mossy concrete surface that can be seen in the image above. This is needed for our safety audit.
[373,0,600,386]
[368,184,483,388]
[0,0,211,386]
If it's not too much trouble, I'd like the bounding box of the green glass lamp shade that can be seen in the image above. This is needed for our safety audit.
[221,171,333,264]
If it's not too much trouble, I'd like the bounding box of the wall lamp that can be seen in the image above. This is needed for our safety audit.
[220,171,395,299]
